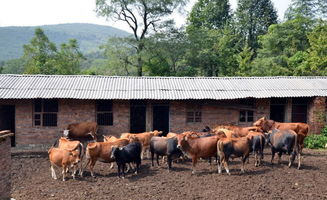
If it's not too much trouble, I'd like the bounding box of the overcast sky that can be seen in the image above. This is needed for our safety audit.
[0,0,291,32]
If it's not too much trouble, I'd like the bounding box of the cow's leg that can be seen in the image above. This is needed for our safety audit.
[89,159,97,177]
[151,152,154,167]
[72,165,77,180]
[191,156,198,174]
[117,164,121,178]
[167,155,172,171]
[156,154,160,166]
[51,165,57,180]
[121,163,125,178]
[141,147,145,160]
[254,151,258,167]
[271,148,275,165]
[217,158,222,174]
[223,157,230,175]
[277,152,282,164]
[297,152,301,169]
[109,162,114,169]
[62,166,67,181]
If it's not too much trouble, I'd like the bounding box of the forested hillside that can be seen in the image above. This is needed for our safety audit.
[0,23,130,61]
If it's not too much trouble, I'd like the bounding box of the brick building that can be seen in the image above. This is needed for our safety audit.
[0,75,326,148]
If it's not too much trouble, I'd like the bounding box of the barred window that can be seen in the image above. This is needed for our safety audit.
[239,110,254,122]
[96,100,113,126]
[186,104,202,123]
[34,99,58,127]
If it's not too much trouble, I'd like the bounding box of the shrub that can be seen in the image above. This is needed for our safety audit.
[304,126,327,149]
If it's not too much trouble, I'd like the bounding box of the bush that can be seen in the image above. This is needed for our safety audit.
[304,126,327,149]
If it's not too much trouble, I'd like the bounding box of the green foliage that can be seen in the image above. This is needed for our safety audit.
[296,21,327,75]
[23,28,85,75]
[56,39,85,75]
[23,28,58,74]
[304,126,327,149]
[285,0,327,20]
[187,0,231,30]
[235,0,278,52]
[1,58,26,74]
[96,0,188,76]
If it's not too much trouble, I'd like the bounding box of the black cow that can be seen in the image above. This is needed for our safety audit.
[247,132,266,167]
[267,129,299,168]
[150,136,183,171]
[111,141,142,178]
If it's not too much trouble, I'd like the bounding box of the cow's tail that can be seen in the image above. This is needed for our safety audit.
[259,135,264,159]
[79,142,85,159]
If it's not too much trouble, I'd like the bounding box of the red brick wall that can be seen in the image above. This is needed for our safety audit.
[0,135,11,199]
[170,99,270,133]
[308,97,326,134]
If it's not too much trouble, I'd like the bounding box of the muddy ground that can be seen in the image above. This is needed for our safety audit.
[11,148,327,200]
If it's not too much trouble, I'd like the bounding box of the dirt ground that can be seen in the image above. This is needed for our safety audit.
[11,148,327,200]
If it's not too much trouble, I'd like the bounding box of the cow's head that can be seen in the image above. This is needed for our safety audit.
[152,130,163,136]
[110,146,117,159]
[68,150,81,166]
[253,117,265,127]
[63,129,70,137]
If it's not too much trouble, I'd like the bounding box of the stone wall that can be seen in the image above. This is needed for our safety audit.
[0,133,12,199]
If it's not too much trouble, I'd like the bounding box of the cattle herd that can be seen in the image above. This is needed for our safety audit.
[48,117,309,181]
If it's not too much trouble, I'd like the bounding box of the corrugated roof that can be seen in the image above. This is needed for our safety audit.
[0,74,326,100]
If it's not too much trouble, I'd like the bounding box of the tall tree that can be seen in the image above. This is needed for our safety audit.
[95,0,188,76]
[235,0,278,54]
[187,0,231,30]
[285,0,327,20]
[23,28,57,74]
[250,17,312,76]
[296,21,327,75]
[56,39,85,75]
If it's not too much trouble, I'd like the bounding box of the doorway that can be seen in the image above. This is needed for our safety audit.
[130,101,146,133]
[153,103,169,136]
[292,98,309,122]
[0,105,15,146]
[270,98,286,122]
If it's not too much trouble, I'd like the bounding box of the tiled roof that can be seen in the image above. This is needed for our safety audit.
[0,74,326,100]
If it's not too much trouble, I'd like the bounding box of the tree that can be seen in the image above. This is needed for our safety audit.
[143,27,191,76]
[187,0,231,30]
[1,58,26,74]
[296,21,327,75]
[250,17,313,76]
[285,0,327,20]
[95,0,188,76]
[235,0,278,54]
[23,28,57,74]
[56,39,85,75]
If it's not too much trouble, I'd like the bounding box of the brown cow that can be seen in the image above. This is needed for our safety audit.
[57,137,84,176]
[166,132,178,138]
[217,136,252,175]
[85,139,129,177]
[48,147,81,181]
[176,133,223,174]
[120,130,162,159]
[253,117,309,156]
[64,122,98,141]
[209,125,262,137]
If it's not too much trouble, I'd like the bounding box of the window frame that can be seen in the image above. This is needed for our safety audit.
[96,100,113,126]
[239,110,254,123]
[186,104,202,123]
[33,99,58,127]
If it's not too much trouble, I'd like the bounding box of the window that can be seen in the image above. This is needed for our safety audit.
[239,110,254,122]
[96,100,113,126]
[186,104,202,123]
[34,99,58,127]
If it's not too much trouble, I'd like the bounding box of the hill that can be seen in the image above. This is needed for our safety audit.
[0,23,130,61]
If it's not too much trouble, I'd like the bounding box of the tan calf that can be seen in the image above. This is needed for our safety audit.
[48,147,81,181]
